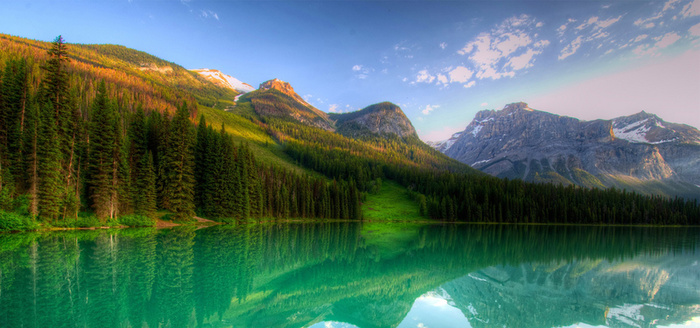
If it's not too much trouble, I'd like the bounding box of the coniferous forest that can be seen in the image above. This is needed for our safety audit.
[0,35,360,230]
[0,35,698,230]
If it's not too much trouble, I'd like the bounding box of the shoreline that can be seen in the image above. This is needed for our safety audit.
[2,217,698,234]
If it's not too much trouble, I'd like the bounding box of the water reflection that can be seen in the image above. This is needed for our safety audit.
[0,224,697,328]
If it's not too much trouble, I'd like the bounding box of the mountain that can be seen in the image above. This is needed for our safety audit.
[240,80,421,141]
[432,102,700,198]
[1,33,697,226]
[240,78,335,131]
[330,102,419,140]
[191,68,255,94]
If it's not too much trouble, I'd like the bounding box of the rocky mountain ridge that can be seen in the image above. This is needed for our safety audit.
[244,79,418,141]
[330,102,418,140]
[431,102,700,198]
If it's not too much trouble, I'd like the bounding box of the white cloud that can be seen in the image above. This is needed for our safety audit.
[682,0,700,17]
[633,32,682,55]
[464,81,476,88]
[458,14,548,80]
[597,16,622,28]
[576,16,599,30]
[480,102,488,107]
[440,42,447,50]
[559,35,583,60]
[536,22,544,28]
[663,0,681,11]
[634,14,662,28]
[328,104,339,113]
[508,48,538,70]
[437,74,449,85]
[448,66,473,83]
[558,24,567,34]
[200,9,219,20]
[576,15,621,30]
[352,65,372,79]
[421,104,440,115]
[655,32,682,48]
[690,22,700,36]
[633,34,649,43]
[415,70,436,83]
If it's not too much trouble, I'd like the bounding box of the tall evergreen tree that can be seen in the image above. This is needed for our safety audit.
[164,102,195,220]
[37,100,63,221]
[0,59,29,188]
[133,151,157,218]
[88,81,117,220]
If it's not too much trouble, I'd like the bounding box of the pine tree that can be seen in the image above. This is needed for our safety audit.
[164,102,195,220]
[236,145,250,220]
[0,59,29,187]
[88,81,117,221]
[24,99,40,218]
[134,151,157,218]
[37,101,63,221]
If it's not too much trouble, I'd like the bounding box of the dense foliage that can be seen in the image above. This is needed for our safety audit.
[0,36,360,229]
[252,107,700,224]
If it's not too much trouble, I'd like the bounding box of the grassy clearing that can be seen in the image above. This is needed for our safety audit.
[360,180,428,258]
[198,105,322,177]
[362,180,425,221]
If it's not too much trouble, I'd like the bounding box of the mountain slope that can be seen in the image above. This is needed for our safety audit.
[432,102,700,198]
[240,79,335,131]
[330,102,419,140]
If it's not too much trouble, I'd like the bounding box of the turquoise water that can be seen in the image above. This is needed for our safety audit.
[0,223,698,328]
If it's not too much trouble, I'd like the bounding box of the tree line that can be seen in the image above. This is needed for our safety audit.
[0,36,360,229]
[271,115,700,224]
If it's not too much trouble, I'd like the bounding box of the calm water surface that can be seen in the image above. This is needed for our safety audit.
[0,223,698,328]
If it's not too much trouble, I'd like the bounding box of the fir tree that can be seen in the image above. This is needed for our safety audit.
[134,151,157,218]
[164,102,195,220]
[88,81,117,220]
[37,101,63,221]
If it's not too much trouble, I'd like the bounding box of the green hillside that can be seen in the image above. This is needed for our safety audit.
[0,34,698,229]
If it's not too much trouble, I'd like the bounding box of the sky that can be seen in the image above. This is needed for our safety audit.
[2,0,699,141]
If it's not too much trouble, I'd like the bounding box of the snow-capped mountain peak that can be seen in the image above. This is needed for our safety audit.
[191,68,255,94]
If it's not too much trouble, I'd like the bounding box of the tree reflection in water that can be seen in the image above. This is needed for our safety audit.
[0,224,697,328]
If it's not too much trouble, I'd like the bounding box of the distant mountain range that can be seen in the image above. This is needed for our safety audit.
[429,102,700,198]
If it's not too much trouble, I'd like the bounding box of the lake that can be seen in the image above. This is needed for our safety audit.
[0,223,698,328]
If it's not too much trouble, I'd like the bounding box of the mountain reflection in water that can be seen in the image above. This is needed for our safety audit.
[0,223,697,328]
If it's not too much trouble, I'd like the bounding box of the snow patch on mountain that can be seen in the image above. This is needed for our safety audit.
[471,125,483,137]
[472,159,491,167]
[613,118,652,143]
[191,68,255,94]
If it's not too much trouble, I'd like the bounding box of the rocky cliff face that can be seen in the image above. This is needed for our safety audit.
[259,78,312,106]
[432,102,700,198]
[248,79,335,131]
[330,102,418,140]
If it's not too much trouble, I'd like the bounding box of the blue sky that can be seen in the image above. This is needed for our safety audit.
[2,0,699,140]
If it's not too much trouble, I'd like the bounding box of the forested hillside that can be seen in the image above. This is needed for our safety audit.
[0,34,698,230]
[0,35,360,231]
